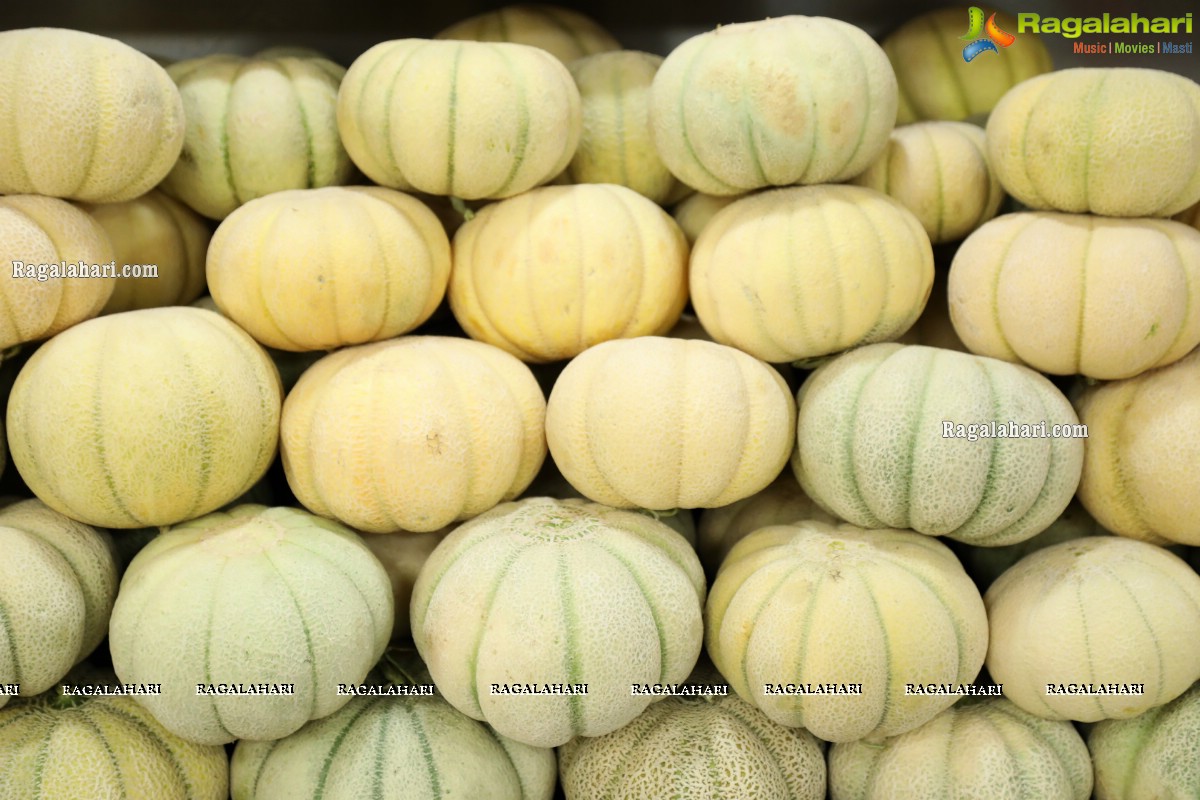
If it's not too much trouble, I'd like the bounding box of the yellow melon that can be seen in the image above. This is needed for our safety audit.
[650,16,898,195]
[0,28,185,202]
[985,536,1200,722]
[850,121,1004,243]
[881,8,1053,124]
[80,189,211,314]
[162,51,353,219]
[281,336,546,534]
[337,39,581,200]
[207,186,450,352]
[435,4,620,63]
[707,520,988,742]
[690,185,933,364]
[6,306,282,528]
[949,212,1200,380]
[1073,347,1200,545]
[449,183,688,362]
[567,50,682,203]
[671,192,740,244]
[545,336,796,510]
[0,195,115,349]
[987,68,1200,217]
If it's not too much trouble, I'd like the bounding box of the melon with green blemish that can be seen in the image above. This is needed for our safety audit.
[6,306,282,529]
[108,504,394,745]
[80,189,211,314]
[707,520,989,743]
[558,688,826,800]
[337,39,582,200]
[162,51,353,220]
[207,186,450,352]
[829,696,1093,800]
[881,7,1053,124]
[985,536,1200,722]
[1088,681,1200,799]
[545,336,796,510]
[566,51,682,204]
[987,68,1200,217]
[0,194,115,349]
[0,27,185,202]
[0,499,117,709]
[281,336,546,534]
[849,121,1004,243]
[689,185,934,364]
[231,650,555,800]
[1073,347,1200,545]
[649,16,898,196]
[448,183,688,362]
[0,671,228,799]
[411,497,706,748]
[436,4,619,64]
[949,212,1200,380]
[697,471,838,577]
[793,343,1084,546]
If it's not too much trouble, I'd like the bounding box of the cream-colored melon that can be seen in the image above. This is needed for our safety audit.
[163,51,353,219]
[559,690,826,799]
[358,528,449,641]
[672,192,739,244]
[566,51,681,204]
[281,336,546,533]
[6,306,282,528]
[850,121,1004,243]
[987,68,1200,217]
[108,504,394,745]
[690,185,933,364]
[794,343,1084,545]
[207,186,450,351]
[1088,682,1200,800]
[894,264,966,352]
[436,4,620,63]
[545,336,795,510]
[707,521,988,742]
[985,536,1200,722]
[949,212,1200,380]
[1073,347,1200,545]
[829,697,1092,800]
[650,16,898,195]
[412,497,705,748]
[449,183,688,362]
[0,195,115,348]
[0,676,228,800]
[881,8,1053,124]
[80,189,211,314]
[697,471,838,577]
[0,27,185,202]
[0,500,117,709]
[338,39,581,200]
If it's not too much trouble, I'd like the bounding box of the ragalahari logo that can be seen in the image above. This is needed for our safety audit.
[961,7,1017,61]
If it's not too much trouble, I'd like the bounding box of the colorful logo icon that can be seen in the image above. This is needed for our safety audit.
[961,6,1017,61]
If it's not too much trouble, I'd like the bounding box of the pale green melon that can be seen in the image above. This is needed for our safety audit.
[412,497,706,748]
[1089,682,1200,799]
[108,504,394,745]
[559,690,826,799]
[829,697,1092,800]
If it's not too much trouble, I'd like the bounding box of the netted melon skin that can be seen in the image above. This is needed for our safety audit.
[1089,682,1200,800]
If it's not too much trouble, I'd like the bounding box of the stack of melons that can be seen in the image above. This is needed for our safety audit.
[1,4,1200,799]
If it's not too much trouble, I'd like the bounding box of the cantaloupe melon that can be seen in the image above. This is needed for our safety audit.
[1088,682,1200,799]
[358,528,449,641]
[987,68,1200,217]
[650,16,898,195]
[108,504,394,745]
[0,27,185,202]
[449,183,688,362]
[435,4,619,64]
